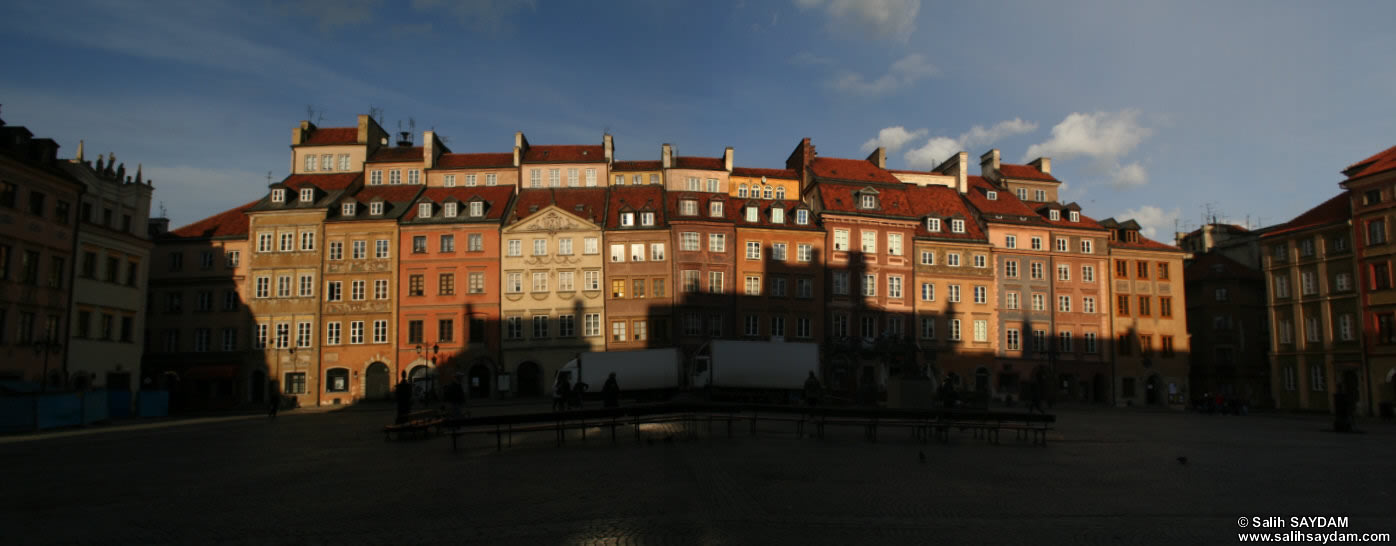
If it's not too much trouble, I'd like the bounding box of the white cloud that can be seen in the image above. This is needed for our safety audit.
[830,53,936,97]
[1118,205,1180,239]
[796,0,921,42]
[860,126,928,154]
[1024,110,1154,188]
[899,118,1038,169]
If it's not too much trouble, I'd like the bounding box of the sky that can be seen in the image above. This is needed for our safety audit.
[1,0,1393,239]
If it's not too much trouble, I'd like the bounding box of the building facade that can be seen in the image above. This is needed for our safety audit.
[1103,219,1190,407]
[1184,252,1270,407]
[602,185,672,350]
[1339,145,1396,417]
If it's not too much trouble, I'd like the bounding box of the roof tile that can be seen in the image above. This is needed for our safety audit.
[168,200,257,239]
[436,153,513,169]
[366,146,424,164]
[605,186,668,229]
[522,145,605,163]
[1261,192,1351,239]
[905,185,986,241]
[509,188,608,225]
[998,163,1058,182]
[809,157,901,184]
[815,181,917,219]
[301,127,358,146]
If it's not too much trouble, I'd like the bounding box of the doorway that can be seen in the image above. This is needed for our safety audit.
[365,362,390,400]
[516,362,542,397]
[468,363,492,399]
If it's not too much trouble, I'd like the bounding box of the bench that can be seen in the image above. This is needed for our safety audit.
[384,410,444,441]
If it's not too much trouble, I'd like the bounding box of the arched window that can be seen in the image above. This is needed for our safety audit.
[326,368,350,393]
[763,186,773,199]
[774,186,786,200]
[738,184,748,198]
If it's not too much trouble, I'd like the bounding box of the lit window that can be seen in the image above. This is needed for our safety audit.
[418,203,432,218]
[271,189,285,203]
[927,218,941,232]
[299,188,314,202]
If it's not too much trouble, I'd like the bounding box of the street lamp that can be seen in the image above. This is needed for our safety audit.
[415,342,440,402]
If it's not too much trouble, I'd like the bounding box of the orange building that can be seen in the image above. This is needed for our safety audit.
[667,189,737,376]
[730,180,825,347]
[320,184,421,404]
[602,185,672,350]
[397,186,513,399]
[1103,218,1191,407]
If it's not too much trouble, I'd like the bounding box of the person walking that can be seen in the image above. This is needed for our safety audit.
[394,371,413,424]
[571,378,588,410]
[602,372,620,408]
[445,375,467,419]
[553,375,571,412]
[803,371,822,407]
[267,380,279,419]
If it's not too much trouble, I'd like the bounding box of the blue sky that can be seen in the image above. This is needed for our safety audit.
[2,0,1393,239]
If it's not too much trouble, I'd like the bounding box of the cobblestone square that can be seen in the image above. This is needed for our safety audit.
[3,406,1393,545]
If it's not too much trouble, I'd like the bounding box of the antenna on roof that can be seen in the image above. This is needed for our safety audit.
[158,201,168,219]
[266,171,273,184]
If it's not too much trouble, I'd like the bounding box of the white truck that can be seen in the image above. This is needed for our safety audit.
[695,340,821,402]
[555,348,682,400]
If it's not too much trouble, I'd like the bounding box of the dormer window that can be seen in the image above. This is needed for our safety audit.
[1069,211,1080,222]
[745,206,758,222]
[987,191,997,201]
[796,209,809,225]
[271,189,285,203]
[621,212,634,227]
[951,219,965,233]
[418,203,432,219]
[342,202,356,216]
[444,202,458,217]
[771,207,785,224]
[370,202,383,215]
[927,218,941,232]
[860,194,877,210]
[680,200,698,216]
[709,201,723,217]
[641,212,654,226]
[1049,210,1060,221]
[738,185,748,198]
[469,202,483,217]
[299,188,314,203]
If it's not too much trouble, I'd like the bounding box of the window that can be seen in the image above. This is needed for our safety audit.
[276,276,292,298]
[548,169,560,187]
[1083,297,1096,314]
[299,188,315,203]
[412,236,428,254]
[352,240,366,259]
[1081,240,1093,254]
[971,285,985,304]
[295,321,312,348]
[585,314,601,337]
[796,209,809,225]
[1158,296,1172,318]
[1049,210,1060,221]
[1069,211,1080,222]
[1005,329,1022,351]
[1031,293,1045,311]
[1305,316,1321,343]
[1082,266,1094,283]
[1215,288,1229,302]
[1369,219,1387,245]
[948,253,961,267]
[1016,188,1027,200]
[1058,295,1073,312]
[612,279,626,298]
[1057,265,1070,281]
[861,231,877,253]
[987,191,998,200]
[832,271,848,295]
[860,194,876,209]
[1005,235,1016,249]
[834,229,849,251]
[375,239,390,259]
[271,189,286,203]
[1372,263,1390,290]
[465,272,486,294]
[505,317,524,339]
[1057,331,1072,352]
[771,208,785,224]
[887,233,903,256]
[920,317,936,340]
[388,170,403,185]
[584,270,600,290]
[651,243,666,261]
[1055,238,1067,252]
[1005,260,1017,277]
[950,319,962,341]
[529,169,541,187]
[1006,292,1019,309]
[862,274,877,297]
[532,239,548,257]
[408,275,424,296]
[1336,272,1352,291]
[1136,261,1150,279]
[299,274,314,297]
[1379,314,1396,344]
[681,232,699,251]
[680,200,698,216]
[921,251,935,266]
[1275,274,1293,297]
[610,244,625,263]
[407,320,425,344]
[370,202,383,215]
[744,275,762,296]
[1339,314,1354,341]
[1031,237,1042,250]
[745,241,761,260]
[350,280,366,300]
[951,220,965,233]
[948,284,961,303]
[743,315,759,337]
[708,271,724,293]
[889,276,903,299]
[371,320,388,344]
[1117,295,1130,316]
[1030,262,1043,279]
[325,281,341,302]
[974,255,986,268]
[1115,259,1129,278]
[279,232,294,252]
[1034,190,1046,201]
[438,273,455,296]
[418,202,432,219]
[532,272,548,292]
[374,279,389,299]
[620,212,634,227]
[708,234,725,253]
[712,201,725,218]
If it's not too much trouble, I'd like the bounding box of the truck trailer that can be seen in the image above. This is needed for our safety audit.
[555,348,682,400]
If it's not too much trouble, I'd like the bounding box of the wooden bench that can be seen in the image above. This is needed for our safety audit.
[384,410,444,441]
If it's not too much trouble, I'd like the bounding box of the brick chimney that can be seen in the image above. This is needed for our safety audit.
[662,143,673,169]
[292,120,316,146]
[424,130,447,169]
[785,138,815,191]
[936,151,969,194]
[865,146,886,169]
[723,147,733,172]
[1029,156,1051,175]
[979,149,1001,181]
[604,134,614,164]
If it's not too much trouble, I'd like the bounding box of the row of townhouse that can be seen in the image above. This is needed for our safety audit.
[1,113,155,407]
[144,115,1189,410]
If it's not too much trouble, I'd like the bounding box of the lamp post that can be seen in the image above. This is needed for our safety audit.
[415,342,440,404]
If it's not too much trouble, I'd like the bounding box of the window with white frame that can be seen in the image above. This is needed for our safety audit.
[532,272,548,292]
[680,200,698,216]
[620,212,634,227]
[861,231,877,253]
[530,169,541,187]
[1084,332,1097,353]
[920,317,936,339]
[1005,292,1019,309]
[610,244,625,263]
[1083,266,1095,282]
[255,276,270,299]
[947,253,961,267]
[1031,262,1044,279]
[920,251,934,265]
[1058,264,1070,281]
[1006,329,1021,350]
[641,212,654,226]
[1069,211,1080,222]
[300,231,315,251]
[277,276,291,298]
[557,238,573,255]
[681,232,699,251]
[297,322,312,348]
[375,239,390,258]
[304,155,317,172]
[373,320,388,343]
[950,319,962,341]
[630,243,645,262]
[772,243,787,261]
[951,219,965,233]
[1034,190,1046,201]
[351,280,365,300]
[1032,293,1045,311]
[1083,297,1096,314]
[1339,314,1354,341]
[1031,237,1042,250]
[584,238,599,254]
[445,175,458,187]
[370,170,382,185]
[746,241,761,260]
[651,243,666,261]
[771,207,785,224]
[974,254,986,268]
[832,272,848,295]
[350,321,364,344]
[708,271,724,293]
[1049,210,1060,221]
[486,173,498,186]
[418,203,432,219]
[888,233,903,256]
[860,194,876,209]
[1005,260,1018,277]
[279,232,294,252]
[1336,272,1352,291]
[1056,238,1068,252]
[557,271,574,291]
[973,320,987,342]
[1081,240,1093,253]
[389,170,401,184]
[927,218,941,232]
[325,281,341,302]
[948,284,961,303]
[1058,295,1071,312]
[889,276,902,299]
[326,322,341,345]
[549,169,560,187]
[338,154,350,171]
[370,202,383,215]
[507,239,521,257]
[707,178,719,193]
[567,168,578,186]
[797,278,813,298]
[745,275,761,296]
[745,206,758,222]
[834,229,849,251]
[257,233,273,253]
[506,272,522,293]
[686,177,699,191]
[862,274,877,297]
[709,234,725,252]
[300,188,314,202]
[299,274,314,297]
[584,270,600,290]
[796,209,809,225]
[921,283,935,301]
[342,202,356,216]
[711,201,724,218]
[973,285,986,304]
[1005,234,1017,249]
[797,243,812,262]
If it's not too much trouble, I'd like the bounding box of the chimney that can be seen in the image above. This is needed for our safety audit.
[147,217,170,238]
[603,134,614,164]
[865,146,886,169]
[75,140,84,162]
[514,131,529,151]
[424,131,437,169]
[293,120,315,146]
[723,147,733,172]
[662,143,673,169]
[979,149,1001,181]
[135,164,143,185]
[1029,157,1051,175]
[785,138,815,191]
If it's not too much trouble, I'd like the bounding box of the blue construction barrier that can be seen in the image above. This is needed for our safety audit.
[37,394,83,430]
[83,390,108,425]
[108,389,132,418]
[138,391,169,418]
[0,396,33,433]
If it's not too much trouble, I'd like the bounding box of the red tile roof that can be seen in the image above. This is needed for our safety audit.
[522,145,605,163]
[1185,252,1262,282]
[1037,205,1106,231]
[612,160,661,172]
[667,191,736,223]
[673,156,725,171]
[169,200,258,239]
[403,186,514,221]
[1261,192,1351,239]
[351,185,424,203]
[731,167,799,179]
[1342,145,1396,181]
[436,153,513,169]
[1108,235,1184,252]
[301,127,358,146]
[282,172,361,192]
[509,188,608,226]
[962,176,1043,223]
[809,157,901,184]
[998,163,1059,182]
[815,181,916,219]
[905,185,986,241]
[728,198,818,230]
[366,146,424,164]
[605,186,667,229]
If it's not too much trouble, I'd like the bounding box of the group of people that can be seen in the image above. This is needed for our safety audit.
[553,372,622,411]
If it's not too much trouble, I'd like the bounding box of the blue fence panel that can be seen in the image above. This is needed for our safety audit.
[38,394,82,430]
[108,389,132,418]
[0,396,35,433]
[138,391,169,418]
[83,391,108,424]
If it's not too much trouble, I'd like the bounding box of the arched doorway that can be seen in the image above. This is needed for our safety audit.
[516,362,542,397]
[468,363,492,399]
[1146,374,1162,405]
[365,362,390,400]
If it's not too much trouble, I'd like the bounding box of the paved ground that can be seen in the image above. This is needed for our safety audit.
[2,402,1393,545]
